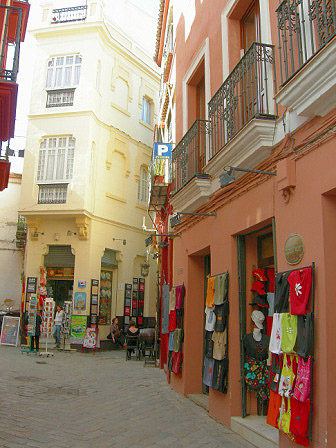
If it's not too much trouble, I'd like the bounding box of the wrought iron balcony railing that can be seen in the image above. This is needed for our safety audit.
[46,88,75,108]
[172,119,211,193]
[0,4,23,82]
[208,42,276,160]
[277,0,336,86]
[38,184,68,204]
[51,5,87,24]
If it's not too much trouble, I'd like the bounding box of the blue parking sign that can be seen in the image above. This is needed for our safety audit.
[153,143,172,158]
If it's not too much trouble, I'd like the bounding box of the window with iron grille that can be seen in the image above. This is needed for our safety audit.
[138,166,149,204]
[46,88,75,107]
[37,137,75,183]
[46,54,82,89]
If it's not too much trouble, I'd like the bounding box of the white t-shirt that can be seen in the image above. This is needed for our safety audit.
[269,313,283,354]
[205,306,216,331]
[54,310,64,326]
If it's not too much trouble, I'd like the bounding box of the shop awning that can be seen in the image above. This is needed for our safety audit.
[44,245,75,267]
[101,249,117,268]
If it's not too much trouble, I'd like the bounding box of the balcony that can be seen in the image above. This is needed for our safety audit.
[51,5,87,24]
[276,0,336,117]
[46,88,75,108]
[38,184,68,204]
[208,42,276,160]
[148,158,172,213]
[170,120,211,212]
[0,4,23,82]
[163,25,173,82]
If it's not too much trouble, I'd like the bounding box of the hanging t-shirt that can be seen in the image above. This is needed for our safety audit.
[161,282,170,334]
[203,357,214,387]
[175,285,185,310]
[288,268,312,315]
[296,312,314,358]
[212,358,229,393]
[205,276,215,308]
[243,333,269,361]
[205,306,216,332]
[168,331,174,351]
[281,313,298,353]
[214,301,229,332]
[214,272,229,305]
[169,287,176,312]
[204,330,214,358]
[168,310,176,332]
[269,313,283,354]
[212,329,227,361]
[173,328,183,352]
[274,272,290,313]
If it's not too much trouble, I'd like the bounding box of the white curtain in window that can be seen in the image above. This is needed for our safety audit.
[142,97,151,124]
[46,149,55,180]
[37,137,76,182]
[46,54,82,89]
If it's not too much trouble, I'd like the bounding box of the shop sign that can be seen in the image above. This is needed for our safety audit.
[47,267,74,278]
[78,280,86,288]
[153,143,172,159]
[284,233,304,265]
[27,277,37,293]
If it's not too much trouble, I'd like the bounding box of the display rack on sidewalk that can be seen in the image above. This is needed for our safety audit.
[266,262,315,445]
[40,298,55,357]
[61,300,72,351]
[21,294,38,355]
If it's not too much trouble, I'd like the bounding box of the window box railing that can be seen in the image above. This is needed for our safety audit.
[46,89,75,108]
[172,119,211,193]
[208,42,276,160]
[38,184,68,204]
[51,5,87,24]
[276,0,336,86]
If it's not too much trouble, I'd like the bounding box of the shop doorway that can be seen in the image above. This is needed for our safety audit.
[46,279,74,308]
[202,254,211,395]
[237,220,277,418]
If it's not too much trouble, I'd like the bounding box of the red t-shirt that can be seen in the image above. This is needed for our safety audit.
[288,268,312,315]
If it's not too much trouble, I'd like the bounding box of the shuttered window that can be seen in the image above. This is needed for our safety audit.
[44,245,75,267]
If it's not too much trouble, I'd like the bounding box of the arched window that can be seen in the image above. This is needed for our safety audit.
[138,166,149,204]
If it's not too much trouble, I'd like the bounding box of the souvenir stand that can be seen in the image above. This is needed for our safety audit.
[123,283,132,333]
[266,263,315,446]
[40,297,54,357]
[61,300,72,350]
[203,272,230,393]
[167,284,185,376]
[21,295,38,354]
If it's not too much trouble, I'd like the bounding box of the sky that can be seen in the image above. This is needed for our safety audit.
[9,0,160,173]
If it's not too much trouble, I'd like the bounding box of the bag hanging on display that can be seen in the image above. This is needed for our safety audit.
[269,313,283,354]
[278,396,291,434]
[281,313,298,353]
[293,356,311,402]
[269,354,283,393]
[278,354,297,398]
[290,398,310,439]
[267,390,282,428]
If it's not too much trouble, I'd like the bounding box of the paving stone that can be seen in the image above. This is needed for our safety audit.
[0,346,255,448]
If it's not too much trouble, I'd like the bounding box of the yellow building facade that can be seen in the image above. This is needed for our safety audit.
[19,0,159,338]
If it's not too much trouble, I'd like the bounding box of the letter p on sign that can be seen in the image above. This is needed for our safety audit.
[153,143,172,158]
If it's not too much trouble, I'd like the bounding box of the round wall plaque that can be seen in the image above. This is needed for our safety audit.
[284,233,304,265]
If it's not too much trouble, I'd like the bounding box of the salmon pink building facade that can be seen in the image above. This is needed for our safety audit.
[152,1,336,447]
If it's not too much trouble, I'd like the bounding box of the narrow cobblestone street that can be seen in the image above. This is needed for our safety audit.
[0,346,255,448]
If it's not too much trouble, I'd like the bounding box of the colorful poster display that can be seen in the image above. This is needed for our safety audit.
[74,292,86,311]
[0,316,20,346]
[82,327,99,349]
[70,316,87,344]
[99,270,112,324]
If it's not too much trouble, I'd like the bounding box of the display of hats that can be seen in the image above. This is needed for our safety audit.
[252,269,268,282]
[251,310,265,329]
[251,280,267,296]
[252,294,269,308]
